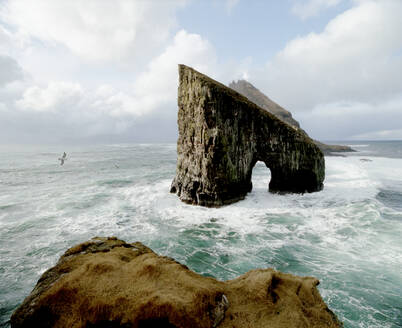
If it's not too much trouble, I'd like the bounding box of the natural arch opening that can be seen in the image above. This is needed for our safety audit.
[251,161,272,192]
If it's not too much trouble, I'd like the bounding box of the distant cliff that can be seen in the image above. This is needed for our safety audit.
[229,80,354,155]
[229,80,301,129]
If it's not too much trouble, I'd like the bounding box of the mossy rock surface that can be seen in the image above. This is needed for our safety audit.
[171,65,325,207]
[11,237,342,328]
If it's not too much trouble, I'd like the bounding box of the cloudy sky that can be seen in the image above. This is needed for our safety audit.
[0,0,401,144]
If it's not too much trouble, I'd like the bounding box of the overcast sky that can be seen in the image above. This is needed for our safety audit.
[0,0,401,144]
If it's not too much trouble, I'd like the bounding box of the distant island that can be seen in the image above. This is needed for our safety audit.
[229,80,354,155]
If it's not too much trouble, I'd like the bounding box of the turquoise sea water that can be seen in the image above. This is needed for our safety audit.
[0,141,401,327]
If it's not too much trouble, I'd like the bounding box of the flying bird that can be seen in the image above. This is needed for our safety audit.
[58,152,67,165]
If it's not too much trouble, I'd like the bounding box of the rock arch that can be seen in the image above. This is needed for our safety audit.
[170,65,325,207]
[251,161,272,190]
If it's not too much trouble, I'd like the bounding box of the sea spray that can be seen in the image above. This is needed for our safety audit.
[0,142,401,327]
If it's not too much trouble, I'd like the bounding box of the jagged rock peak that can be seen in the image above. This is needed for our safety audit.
[11,237,342,328]
[229,79,300,128]
[228,79,354,155]
[170,65,325,207]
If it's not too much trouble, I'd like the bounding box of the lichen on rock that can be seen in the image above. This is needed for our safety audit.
[11,237,342,328]
[171,65,325,207]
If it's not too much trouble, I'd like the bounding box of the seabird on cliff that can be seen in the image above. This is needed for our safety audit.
[58,152,67,165]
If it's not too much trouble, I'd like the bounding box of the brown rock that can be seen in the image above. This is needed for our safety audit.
[11,237,342,328]
[171,65,325,207]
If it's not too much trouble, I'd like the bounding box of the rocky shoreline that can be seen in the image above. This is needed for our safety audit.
[11,237,342,328]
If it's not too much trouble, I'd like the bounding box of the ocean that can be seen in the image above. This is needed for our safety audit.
[0,141,401,327]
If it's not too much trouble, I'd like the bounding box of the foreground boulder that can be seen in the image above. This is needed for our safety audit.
[228,80,354,155]
[171,65,325,207]
[11,237,342,328]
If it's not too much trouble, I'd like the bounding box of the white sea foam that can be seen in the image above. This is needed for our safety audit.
[348,144,369,148]
[1,145,402,328]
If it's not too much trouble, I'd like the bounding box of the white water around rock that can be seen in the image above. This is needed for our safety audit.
[0,142,401,327]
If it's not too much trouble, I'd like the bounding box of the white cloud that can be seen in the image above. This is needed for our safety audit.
[15,81,140,122]
[0,1,218,143]
[0,26,13,52]
[239,0,402,140]
[3,0,400,142]
[296,96,402,139]
[5,81,137,139]
[17,82,84,112]
[292,0,343,19]
[131,30,217,116]
[0,55,24,85]
[308,96,402,118]
[258,0,402,112]
[1,0,186,62]
[0,30,217,142]
[351,128,402,140]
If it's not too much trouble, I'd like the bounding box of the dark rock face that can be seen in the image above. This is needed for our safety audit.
[229,80,355,155]
[11,237,342,328]
[171,65,325,207]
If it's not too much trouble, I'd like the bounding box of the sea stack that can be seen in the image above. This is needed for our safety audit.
[170,65,325,207]
[11,237,342,328]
